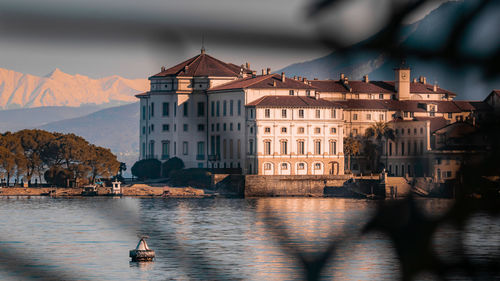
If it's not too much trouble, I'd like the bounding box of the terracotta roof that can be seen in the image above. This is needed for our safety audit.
[309,80,348,92]
[414,117,450,132]
[311,79,455,96]
[135,92,149,98]
[209,74,315,91]
[336,99,388,110]
[150,52,250,78]
[485,89,500,102]
[452,101,476,111]
[350,81,395,93]
[337,99,464,113]
[246,95,342,108]
[433,121,476,137]
[470,101,493,111]
[390,117,449,132]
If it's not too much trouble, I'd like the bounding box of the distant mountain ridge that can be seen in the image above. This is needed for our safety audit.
[278,1,499,100]
[0,105,106,132]
[0,67,148,109]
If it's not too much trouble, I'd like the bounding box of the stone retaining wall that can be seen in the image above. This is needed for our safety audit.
[245,175,351,197]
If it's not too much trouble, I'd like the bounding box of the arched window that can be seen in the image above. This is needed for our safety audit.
[281,163,288,169]
[264,163,272,170]
[314,163,321,170]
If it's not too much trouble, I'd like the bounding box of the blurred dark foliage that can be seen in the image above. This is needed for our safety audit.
[309,0,499,77]
[0,0,499,280]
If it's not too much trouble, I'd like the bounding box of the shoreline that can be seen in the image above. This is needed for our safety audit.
[0,185,210,198]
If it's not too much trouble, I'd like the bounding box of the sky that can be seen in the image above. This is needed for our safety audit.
[0,0,449,79]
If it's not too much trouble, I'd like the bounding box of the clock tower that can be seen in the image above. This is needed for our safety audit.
[394,63,411,100]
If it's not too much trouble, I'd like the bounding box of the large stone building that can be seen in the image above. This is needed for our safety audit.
[137,50,494,178]
[136,50,345,175]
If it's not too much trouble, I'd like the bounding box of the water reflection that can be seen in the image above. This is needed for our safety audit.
[0,197,495,280]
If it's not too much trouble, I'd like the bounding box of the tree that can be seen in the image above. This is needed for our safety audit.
[119,162,127,177]
[1,130,121,186]
[0,132,26,185]
[44,166,73,187]
[344,137,361,173]
[131,159,162,180]
[0,147,16,185]
[15,129,54,183]
[86,145,120,183]
[364,122,395,172]
[162,157,185,177]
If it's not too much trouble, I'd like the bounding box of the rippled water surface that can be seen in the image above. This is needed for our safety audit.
[0,197,497,280]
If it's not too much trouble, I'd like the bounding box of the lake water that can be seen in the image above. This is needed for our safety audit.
[0,197,498,280]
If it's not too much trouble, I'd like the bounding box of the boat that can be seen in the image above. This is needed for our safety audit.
[81,185,98,196]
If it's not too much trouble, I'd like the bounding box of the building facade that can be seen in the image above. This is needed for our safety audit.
[245,96,344,175]
[137,50,345,175]
[137,50,493,178]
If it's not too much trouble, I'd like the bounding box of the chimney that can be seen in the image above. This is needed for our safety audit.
[161,66,166,72]
[433,82,438,92]
[281,72,285,82]
[252,71,257,78]
[340,73,345,80]
[314,78,318,80]
[293,76,297,80]
[419,76,426,84]
[413,78,417,83]
[273,81,276,87]
[302,77,307,84]
[246,62,250,69]
[315,92,319,100]
[298,76,302,81]
[184,65,189,73]
[363,75,369,83]
[308,81,312,86]
[266,68,271,75]
[344,77,349,84]
[261,69,265,76]
[423,77,427,84]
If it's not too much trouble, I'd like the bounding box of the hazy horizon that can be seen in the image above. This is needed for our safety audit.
[0,0,449,80]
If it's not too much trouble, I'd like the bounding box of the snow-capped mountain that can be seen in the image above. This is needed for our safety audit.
[0,67,149,109]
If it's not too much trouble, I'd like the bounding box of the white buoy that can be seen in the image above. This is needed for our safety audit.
[130,236,155,262]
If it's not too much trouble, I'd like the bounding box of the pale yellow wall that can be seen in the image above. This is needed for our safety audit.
[248,106,344,175]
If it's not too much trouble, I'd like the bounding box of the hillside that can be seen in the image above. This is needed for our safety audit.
[0,67,148,109]
[278,1,499,100]
[40,103,139,175]
[0,105,106,132]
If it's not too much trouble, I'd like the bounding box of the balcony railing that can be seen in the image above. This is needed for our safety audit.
[196,154,205,160]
